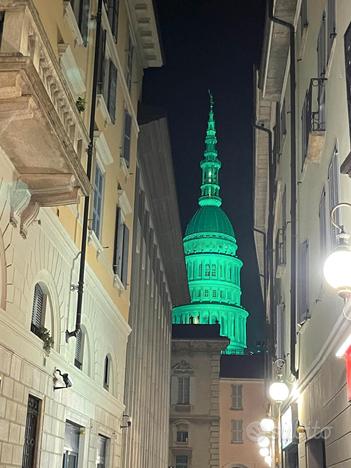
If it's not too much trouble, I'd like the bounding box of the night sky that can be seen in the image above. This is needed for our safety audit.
[143,0,267,350]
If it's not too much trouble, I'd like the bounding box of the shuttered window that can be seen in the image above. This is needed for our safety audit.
[104,0,119,39]
[317,13,327,77]
[31,284,46,336]
[231,384,243,410]
[177,376,190,404]
[92,163,104,238]
[113,207,129,287]
[126,34,134,90]
[74,329,84,370]
[298,240,310,324]
[327,0,336,63]
[122,111,132,166]
[97,29,117,123]
[70,0,90,45]
[231,419,243,444]
[328,150,340,248]
[107,61,117,123]
[276,303,285,360]
[319,187,327,255]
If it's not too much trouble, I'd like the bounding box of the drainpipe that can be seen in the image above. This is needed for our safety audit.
[253,124,274,381]
[269,1,298,378]
[66,0,103,340]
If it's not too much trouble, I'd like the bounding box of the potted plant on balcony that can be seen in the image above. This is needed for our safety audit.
[37,326,54,354]
[76,96,86,113]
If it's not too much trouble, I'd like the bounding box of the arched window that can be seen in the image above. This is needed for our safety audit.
[205,264,210,277]
[31,283,47,336]
[103,355,111,390]
[74,328,85,370]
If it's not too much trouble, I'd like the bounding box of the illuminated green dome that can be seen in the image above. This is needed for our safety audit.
[186,206,235,238]
[172,92,248,355]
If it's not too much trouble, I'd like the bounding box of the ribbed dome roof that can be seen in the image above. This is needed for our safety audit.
[185,206,235,237]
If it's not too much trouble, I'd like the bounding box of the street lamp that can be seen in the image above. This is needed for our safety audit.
[260,417,275,432]
[259,447,270,457]
[257,435,270,448]
[269,381,289,402]
[323,203,351,298]
[265,455,272,466]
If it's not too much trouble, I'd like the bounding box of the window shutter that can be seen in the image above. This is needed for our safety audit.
[113,207,123,276]
[123,111,132,166]
[327,0,336,61]
[328,151,340,248]
[80,0,90,46]
[121,224,129,287]
[31,284,45,333]
[103,356,110,389]
[106,0,119,38]
[97,29,107,94]
[107,60,117,123]
[298,240,310,324]
[318,14,326,77]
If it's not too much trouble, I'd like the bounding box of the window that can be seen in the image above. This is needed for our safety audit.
[317,13,327,77]
[22,395,41,468]
[97,434,109,468]
[231,420,243,444]
[328,149,340,248]
[198,264,202,277]
[280,99,287,142]
[319,187,327,255]
[176,455,188,468]
[103,355,111,390]
[125,33,134,91]
[300,0,308,35]
[177,431,188,443]
[113,207,129,287]
[344,24,351,137]
[63,421,81,468]
[104,0,119,39]
[177,376,190,404]
[31,283,47,336]
[0,12,4,49]
[97,29,118,123]
[298,240,309,324]
[122,111,132,166]
[327,0,336,63]
[92,163,104,238]
[276,303,285,360]
[231,384,243,410]
[306,435,326,468]
[70,0,89,45]
[301,91,309,167]
[204,290,209,298]
[211,264,216,277]
[205,264,210,277]
[74,328,84,370]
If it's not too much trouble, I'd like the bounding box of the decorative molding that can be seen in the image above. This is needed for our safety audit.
[94,131,114,167]
[172,360,193,374]
[96,94,112,126]
[118,189,132,216]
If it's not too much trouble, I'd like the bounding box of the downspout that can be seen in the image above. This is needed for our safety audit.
[66,0,103,340]
[253,124,274,381]
[269,2,298,378]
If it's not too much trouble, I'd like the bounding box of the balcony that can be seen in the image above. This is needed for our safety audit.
[302,78,327,168]
[0,0,90,237]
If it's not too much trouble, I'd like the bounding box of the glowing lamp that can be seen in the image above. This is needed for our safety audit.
[265,455,272,466]
[260,417,275,432]
[269,381,289,402]
[323,242,351,297]
[259,447,270,457]
[257,435,270,448]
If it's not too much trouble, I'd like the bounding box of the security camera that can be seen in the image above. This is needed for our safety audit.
[53,369,73,390]
[62,373,73,388]
[120,413,132,429]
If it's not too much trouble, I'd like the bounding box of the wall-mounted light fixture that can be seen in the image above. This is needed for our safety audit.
[53,369,73,390]
[268,359,289,403]
[120,413,132,429]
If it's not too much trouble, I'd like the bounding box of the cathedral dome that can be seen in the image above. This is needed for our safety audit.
[185,206,235,238]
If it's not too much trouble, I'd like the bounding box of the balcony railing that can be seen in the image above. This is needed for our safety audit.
[302,78,327,167]
[0,0,90,237]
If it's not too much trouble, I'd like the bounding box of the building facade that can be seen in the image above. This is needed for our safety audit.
[122,114,189,468]
[172,97,249,354]
[254,0,351,466]
[169,324,229,468]
[0,0,161,466]
[219,355,266,468]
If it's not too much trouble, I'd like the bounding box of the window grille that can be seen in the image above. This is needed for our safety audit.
[92,163,104,238]
[231,420,243,444]
[22,395,41,468]
[31,283,46,336]
[177,376,190,404]
[231,384,243,410]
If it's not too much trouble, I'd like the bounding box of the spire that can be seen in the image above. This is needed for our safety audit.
[199,91,222,207]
